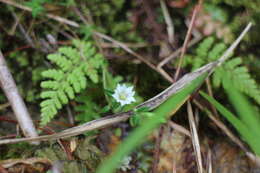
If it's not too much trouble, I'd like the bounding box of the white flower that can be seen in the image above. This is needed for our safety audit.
[112,84,136,106]
[120,156,132,171]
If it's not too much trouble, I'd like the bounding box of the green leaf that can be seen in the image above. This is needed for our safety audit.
[200,91,260,156]
[40,40,105,125]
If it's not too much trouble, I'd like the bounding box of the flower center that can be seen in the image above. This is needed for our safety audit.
[119,92,128,101]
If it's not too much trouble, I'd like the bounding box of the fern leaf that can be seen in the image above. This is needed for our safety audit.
[214,57,260,105]
[196,37,214,59]
[74,94,101,123]
[184,37,260,105]
[40,40,105,125]
[41,69,64,81]
[208,43,226,61]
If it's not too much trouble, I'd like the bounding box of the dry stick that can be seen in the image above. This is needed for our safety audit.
[142,0,166,41]
[93,32,174,83]
[0,51,39,143]
[169,121,191,137]
[156,31,202,84]
[246,152,260,167]
[0,0,79,28]
[72,6,103,53]
[187,101,203,173]
[100,42,156,49]
[93,32,155,71]
[193,99,247,151]
[205,78,220,118]
[11,11,35,48]
[0,23,252,145]
[0,165,9,173]
[156,67,174,83]
[217,23,252,65]
[151,126,165,173]
[193,99,260,167]
[157,35,202,68]
[0,158,51,168]
[160,0,174,43]
[0,103,10,110]
[207,150,212,173]
[174,1,202,81]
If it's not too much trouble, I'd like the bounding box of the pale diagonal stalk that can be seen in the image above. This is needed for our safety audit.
[0,51,38,144]
[187,102,203,173]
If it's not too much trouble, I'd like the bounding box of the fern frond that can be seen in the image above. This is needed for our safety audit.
[192,37,215,70]
[208,43,226,61]
[40,40,105,125]
[196,37,215,58]
[219,58,260,105]
[185,37,260,105]
[74,95,101,123]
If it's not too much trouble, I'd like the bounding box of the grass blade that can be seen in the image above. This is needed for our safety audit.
[200,91,260,155]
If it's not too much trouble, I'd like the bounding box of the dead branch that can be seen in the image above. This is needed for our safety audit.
[0,51,39,143]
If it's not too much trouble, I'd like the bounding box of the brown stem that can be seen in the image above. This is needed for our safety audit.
[151,125,164,173]
[0,51,38,144]
[174,0,203,81]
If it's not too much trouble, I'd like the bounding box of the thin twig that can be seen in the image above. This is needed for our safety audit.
[100,42,156,49]
[194,98,260,167]
[205,78,220,118]
[156,67,174,83]
[50,161,63,173]
[207,150,212,173]
[174,0,202,81]
[0,51,39,143]
[94,32,174,83]
[0,158,51,168]
[193,99,247,151]
[151,126,164,173]
[0,164,9,173]
[142,0,166,41]
[160,0,174,43]
[187,101,203,173]
[169,121,191,137]
[245,152,260,167]
[72,6,103,52]
[11,11,35,48]
[93,32,154,69]
[157,35,202,68]
[0,103,10,110]
[217,22,252,65]
[0,0,79,27]
[66,105,74,125]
